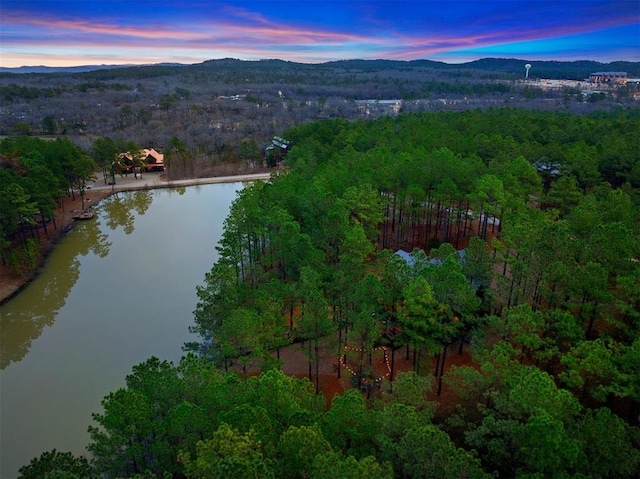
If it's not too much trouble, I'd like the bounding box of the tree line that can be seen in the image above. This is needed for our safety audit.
[18,107,640,478]
[0,136,96,276]
[3,58,638,181]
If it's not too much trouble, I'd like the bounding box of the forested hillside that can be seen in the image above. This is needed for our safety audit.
[18,108,640,478]
[2,58,639,181]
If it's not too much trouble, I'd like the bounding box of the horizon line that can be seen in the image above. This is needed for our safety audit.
[2,55,639,71]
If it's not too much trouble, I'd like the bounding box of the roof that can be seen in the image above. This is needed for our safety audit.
[395,249,414,266]
[271,137,290,149]
[120,148,164,164]
[395,248,466,268]
[142,148,164,163]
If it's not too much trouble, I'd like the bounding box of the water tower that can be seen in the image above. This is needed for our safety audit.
[525,63,532,79]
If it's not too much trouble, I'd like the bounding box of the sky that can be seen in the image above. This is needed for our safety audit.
[1,0,638,68]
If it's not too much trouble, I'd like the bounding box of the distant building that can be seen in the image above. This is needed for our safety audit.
[355,99,403,116]
[589,72,628,84]
[395,248,466,269]
[265,137,290,166]
[141,148,164,171]
[119,148,164,172]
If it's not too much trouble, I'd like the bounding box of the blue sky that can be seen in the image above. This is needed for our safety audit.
[1,1,638,67]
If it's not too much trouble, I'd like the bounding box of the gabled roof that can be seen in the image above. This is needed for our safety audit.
[142,148,164,164]
[120,148,164,164]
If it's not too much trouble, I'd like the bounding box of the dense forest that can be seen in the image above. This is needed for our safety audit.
[18,107,640,478]
[0,136,96,275]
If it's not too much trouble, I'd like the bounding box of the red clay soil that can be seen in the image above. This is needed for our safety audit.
[232,336,476,412]
[379,212,500,255]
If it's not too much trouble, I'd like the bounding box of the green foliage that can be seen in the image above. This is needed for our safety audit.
[310,451,393,479]
[277,425,332,478]
[449,353,587,477]
[243,368,326,430]
[379,370,435,414]
[320,389,374,457]
[17,107,640,478]
[398,276,444,346]
[42,115,58,135]
[239,138,261,161]
[12,122,33,135]
[0,135,97,266]
[189,106,639,476]
[218,307,263,374]
[573,407,640,477]
[191,263,240,339]
[398,425,490,479]
[158,93,177,110]
[24,341,639,479]
[8,238,40,277]
[559,338,622,402]
[180,424,274,479]
[18,450,93,479]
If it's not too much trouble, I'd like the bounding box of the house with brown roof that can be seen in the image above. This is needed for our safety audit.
[119,148,165,173]
[141,148,164,171]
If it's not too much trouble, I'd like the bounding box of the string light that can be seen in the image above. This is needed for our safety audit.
[339,345,392,380]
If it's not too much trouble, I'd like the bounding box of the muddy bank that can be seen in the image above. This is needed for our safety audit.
[0,171,272,304]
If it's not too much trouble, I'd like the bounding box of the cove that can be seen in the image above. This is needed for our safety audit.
[0,182,242,479]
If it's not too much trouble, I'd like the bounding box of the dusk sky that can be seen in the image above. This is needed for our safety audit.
[1,1,638,68]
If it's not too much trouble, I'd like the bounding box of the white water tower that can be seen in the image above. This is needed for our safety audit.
[525,63,532,79]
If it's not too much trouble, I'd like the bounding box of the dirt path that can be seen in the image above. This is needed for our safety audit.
[86,171,271,192]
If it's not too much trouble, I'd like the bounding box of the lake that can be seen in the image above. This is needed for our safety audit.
[0,182,242,479]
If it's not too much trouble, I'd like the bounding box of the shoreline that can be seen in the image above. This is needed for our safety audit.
[0,170,273,304]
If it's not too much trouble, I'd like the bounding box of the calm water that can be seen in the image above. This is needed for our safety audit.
[0,182,242,478]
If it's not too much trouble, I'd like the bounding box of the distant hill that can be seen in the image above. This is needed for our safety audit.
[0,63,185,74]
[462,58,640,80]
[0,57,638,81]
[319,57,640,79]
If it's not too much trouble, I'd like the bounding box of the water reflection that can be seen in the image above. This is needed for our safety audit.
[0,218,112,369]
[0,182,242,479]
[0,190,155,369]
[101,190,154,234]
[0,257,78,369]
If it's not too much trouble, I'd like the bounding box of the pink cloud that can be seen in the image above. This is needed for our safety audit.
[1,3,636,66]
[3,10,378,50]
[3,12,211,40]
[387,12,639,60]
[216,22,376,45]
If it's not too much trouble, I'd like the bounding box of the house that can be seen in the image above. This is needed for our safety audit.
[395,248,466,270]
[141,148,164,172]
[118,148,165,173]
[265,136,290,166]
